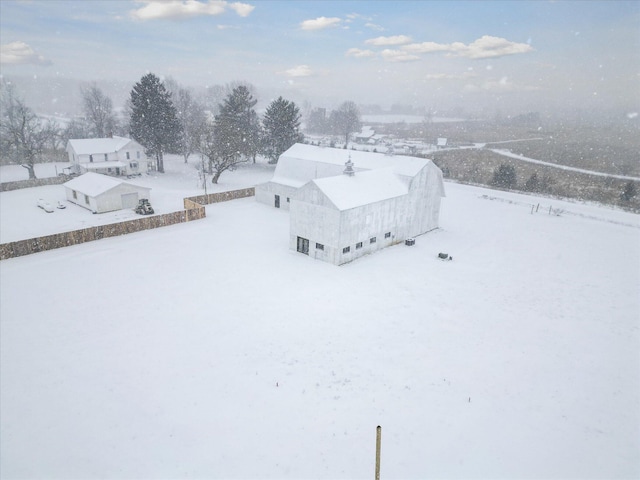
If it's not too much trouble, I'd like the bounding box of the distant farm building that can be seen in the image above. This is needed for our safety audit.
[63,172,151,214]
[436,138,448,149]
[66,136,149,176]
[256,143,445,265]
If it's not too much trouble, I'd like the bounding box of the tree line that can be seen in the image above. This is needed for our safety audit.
[2,73,364,183]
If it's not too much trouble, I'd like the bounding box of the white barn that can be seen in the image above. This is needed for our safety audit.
[63,172,151,214]
[256,144,445,265]
[66,136,149,176]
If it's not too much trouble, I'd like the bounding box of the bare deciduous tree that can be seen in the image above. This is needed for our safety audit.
[81,83,116,137]
[0,85,57,179]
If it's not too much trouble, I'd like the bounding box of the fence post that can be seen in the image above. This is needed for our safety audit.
[375,425,382,480]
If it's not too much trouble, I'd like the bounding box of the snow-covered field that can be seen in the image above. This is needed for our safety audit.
[1,158,639,479]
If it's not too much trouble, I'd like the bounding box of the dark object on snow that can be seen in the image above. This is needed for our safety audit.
[405,238,415,246]
[438,252,453,261]
[135,198,154,215]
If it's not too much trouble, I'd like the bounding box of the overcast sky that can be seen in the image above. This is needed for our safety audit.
[1,0,638,115]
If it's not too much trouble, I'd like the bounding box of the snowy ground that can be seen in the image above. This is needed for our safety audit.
[1,158,639,479]
[0,156,274,243]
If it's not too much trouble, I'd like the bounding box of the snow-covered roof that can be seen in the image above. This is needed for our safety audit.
[311,168,408,211]
[63,172,148,197]
[67,136,133,155]
[272,143,430,188]
[355,126,375,138]
[437,138,448,146]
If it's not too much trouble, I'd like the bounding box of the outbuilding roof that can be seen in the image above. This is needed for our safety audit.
[63,172,148,197]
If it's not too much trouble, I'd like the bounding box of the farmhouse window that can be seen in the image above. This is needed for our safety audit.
[343,246,350,254]
[286,197,290,203]
[297,236,309,255]
[385,232,391,239]
[130,162,138,169]
[356,242,363,249]
[104,154,108,161]
[370,237,376,244]
[89,155,93,163]
[126,152,130,160]
[316,243,324,250]
[72,190,77,199]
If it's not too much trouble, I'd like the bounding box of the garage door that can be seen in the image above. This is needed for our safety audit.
[121,192,139,209]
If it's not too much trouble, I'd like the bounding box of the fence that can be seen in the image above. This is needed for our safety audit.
[0,187,254,260]
[0,175,70,192]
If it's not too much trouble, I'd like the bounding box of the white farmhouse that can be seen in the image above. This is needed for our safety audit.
[66,136,149,176]
[256,143,445,265]
[63,172,151,214]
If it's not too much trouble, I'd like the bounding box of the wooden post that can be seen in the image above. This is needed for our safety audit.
[375,425,382,480]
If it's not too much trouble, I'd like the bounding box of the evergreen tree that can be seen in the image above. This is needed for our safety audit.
[491,163,517,189]
[214,85,260,163]
[524,172,540,192]
[129,73,182,173]
[262,96,304,164]
[621,181,637,202]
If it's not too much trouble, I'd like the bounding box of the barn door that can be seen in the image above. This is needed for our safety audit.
[275,195,280,208]
[296,236,309,255]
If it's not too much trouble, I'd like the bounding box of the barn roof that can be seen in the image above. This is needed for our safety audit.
[63,172,148,197]
[67,136,133,155]
[311,168,408,211]
[272,143,430,188]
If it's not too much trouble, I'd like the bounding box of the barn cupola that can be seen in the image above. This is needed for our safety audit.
[344,155,355,176]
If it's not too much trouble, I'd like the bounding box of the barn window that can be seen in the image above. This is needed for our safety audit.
[385,232,391,239]
[72,190,77,199]
[89,155,93,163]
[316,243,324,250]
[370,237,376,244]
[84,194,90,205]
[287,197,290,203]
[296,236,309,255]
[356,242,363,249]
[343,246,350,254]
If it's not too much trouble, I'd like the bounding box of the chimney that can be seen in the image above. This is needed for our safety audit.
[344,155,355,176]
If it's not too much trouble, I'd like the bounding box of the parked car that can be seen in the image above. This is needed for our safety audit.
[37,199,54,213]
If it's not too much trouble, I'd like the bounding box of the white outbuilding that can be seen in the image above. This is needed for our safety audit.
[66,136,149,176]
[63,172,151,214]
[256,143,445,265]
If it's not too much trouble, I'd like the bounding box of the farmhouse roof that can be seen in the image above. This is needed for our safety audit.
[63,172,147,197]
[67,136,132,155]
[311,167,408,211]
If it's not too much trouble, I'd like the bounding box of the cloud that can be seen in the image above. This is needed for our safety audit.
[463,76,540,93]
[345,48,376,58]
[130,0,254,21]
[402,35,533,59]
[451,36,534,59]
[425,72,477,80]
[365,23,385,32]
[228,2,254,17]
[300,16,341,30]
[0,41,52,66]
[280,65,313,77]
[365,35,412,46]
[380,49,420,62]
